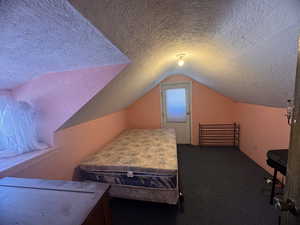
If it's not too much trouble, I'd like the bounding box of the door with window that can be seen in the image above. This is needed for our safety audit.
[161,82,191,144]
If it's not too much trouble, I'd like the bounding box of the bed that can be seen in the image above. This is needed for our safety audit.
[79,128,179,205]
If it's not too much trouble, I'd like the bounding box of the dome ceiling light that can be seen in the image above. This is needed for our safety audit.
[177,53,186,67]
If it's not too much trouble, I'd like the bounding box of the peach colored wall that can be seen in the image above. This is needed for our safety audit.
[4,110,128,180]
[236,102,290,174]
[12,64,127,145]
[127,75,290,174]
[126,85,161,129]
[2,75,291,180]
[189,78,236,145]
[127,75,236,145]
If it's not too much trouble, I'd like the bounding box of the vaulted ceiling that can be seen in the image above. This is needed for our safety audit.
[2,0,300,129]
[63,0,300,128]
[0,0,129,89]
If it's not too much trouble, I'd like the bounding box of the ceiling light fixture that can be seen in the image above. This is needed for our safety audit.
[177,53,185,67]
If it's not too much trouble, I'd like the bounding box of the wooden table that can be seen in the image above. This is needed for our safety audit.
[0,177,111,225]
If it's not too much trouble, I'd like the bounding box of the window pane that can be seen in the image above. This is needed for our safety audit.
[166,88,187,122]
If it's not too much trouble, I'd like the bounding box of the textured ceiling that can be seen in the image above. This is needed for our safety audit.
[0,0,129,89]
[64,0,300,127]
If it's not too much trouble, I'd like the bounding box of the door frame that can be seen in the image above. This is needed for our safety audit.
[281,37,300,225]
[160,81,192,144]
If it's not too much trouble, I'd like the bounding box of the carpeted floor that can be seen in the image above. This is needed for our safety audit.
[111,145,280,225]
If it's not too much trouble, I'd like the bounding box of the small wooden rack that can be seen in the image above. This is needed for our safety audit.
[199,123,240,147]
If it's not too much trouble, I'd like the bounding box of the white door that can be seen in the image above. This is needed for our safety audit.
[161,82,191,144]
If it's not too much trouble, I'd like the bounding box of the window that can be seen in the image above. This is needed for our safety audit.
[165,88,187,122]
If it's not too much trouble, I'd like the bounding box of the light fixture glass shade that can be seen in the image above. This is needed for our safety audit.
[178,59,184,66]
[177,53,185,67]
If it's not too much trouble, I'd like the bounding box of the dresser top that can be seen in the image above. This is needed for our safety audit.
[0,177,109,225]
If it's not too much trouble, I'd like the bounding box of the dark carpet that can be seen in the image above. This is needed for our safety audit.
[111,145,280,225]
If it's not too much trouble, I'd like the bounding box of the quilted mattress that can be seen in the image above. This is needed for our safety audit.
[79,129,178,189]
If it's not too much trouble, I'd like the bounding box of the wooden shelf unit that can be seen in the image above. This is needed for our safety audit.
[199,123,240,147]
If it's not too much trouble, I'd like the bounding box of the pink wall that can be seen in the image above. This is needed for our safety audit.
[12,64,127,145]
[189,77,236,145]
[2,73,291,180]
[3,110,128,180]
[127,75,236,145]
[236,102,290,174]
[127,75,290,173]
[126,85,161,129]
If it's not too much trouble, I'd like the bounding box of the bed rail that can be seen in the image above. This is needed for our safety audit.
[199,123,240,147]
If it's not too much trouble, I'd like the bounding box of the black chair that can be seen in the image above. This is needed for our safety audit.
[266,149,288,204]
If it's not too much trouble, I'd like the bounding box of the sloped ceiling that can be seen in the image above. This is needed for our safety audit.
[0,0,129,89]
[13,64,127,145]
[64,0,300,128]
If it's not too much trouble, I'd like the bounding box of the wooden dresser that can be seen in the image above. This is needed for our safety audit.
[0,177,111,225]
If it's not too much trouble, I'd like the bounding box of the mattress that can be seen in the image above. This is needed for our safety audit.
[79,129,178,189]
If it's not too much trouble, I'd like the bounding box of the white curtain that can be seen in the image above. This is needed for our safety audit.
[0,96,47,158]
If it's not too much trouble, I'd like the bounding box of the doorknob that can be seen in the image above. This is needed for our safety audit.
[274,197,299,216]
[186,112,190,115]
